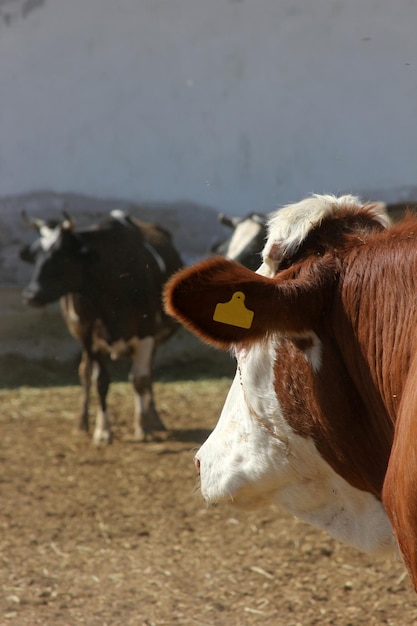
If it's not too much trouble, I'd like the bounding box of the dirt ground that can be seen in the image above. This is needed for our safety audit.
[1,356,417,626]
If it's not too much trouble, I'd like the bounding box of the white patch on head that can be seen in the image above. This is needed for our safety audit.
[225,220,263,261]
[196,338,395,555]
[39,225,61,251]
[262,194,391,275]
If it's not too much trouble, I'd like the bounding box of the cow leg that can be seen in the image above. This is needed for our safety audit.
[78,350,92,433]
[130,336,166,441]
[92,354,112,446]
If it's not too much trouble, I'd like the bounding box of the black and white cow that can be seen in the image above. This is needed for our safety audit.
[211,212,267,270]
[21,210,183,445]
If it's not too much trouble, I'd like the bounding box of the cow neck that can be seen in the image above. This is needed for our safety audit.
[274,335,389,499]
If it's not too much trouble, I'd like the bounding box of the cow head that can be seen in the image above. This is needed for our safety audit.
[19,212,62,264]
[211,212,267,271]
[21,213,90,306]
[164,195,396,555]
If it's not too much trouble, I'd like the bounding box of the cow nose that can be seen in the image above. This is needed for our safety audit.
[194,456,200,474]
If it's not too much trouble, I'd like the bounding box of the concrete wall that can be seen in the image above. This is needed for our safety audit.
[0,0,416,214]
[1,0,417,363]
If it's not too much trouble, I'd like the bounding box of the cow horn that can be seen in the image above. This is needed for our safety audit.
[252,213,266,224]
[62,208,74,230]
[218,213,239,229]
[21,210,46,231]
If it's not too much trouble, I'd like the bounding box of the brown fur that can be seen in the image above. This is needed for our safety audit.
[164,209,417,590]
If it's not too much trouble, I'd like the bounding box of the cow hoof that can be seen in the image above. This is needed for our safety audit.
[133,428,147,442]
[151,419,167,432]
[147,412,167,432]
[74,426,90,438]
[92,430,112,446]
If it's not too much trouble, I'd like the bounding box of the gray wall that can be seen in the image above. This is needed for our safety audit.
[1,0,416,214]
[1,1,417,362]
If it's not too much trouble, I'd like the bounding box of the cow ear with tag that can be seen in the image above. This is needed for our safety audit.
[164,256,327,348]
[163,257,279,349]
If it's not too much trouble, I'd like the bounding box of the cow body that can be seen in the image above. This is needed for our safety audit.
[22,211,183,445]
[165,194,417,589]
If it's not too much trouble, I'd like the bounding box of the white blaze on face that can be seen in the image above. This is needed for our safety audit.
[196,341,395,556]
[225,220,263,261]
[196,340,291,508]
[39,225,61,251]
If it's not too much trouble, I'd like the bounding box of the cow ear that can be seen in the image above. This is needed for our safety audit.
[164,257,275,348]
[164,256,329,349]
[382,356,417,590]
[164,256,324,349]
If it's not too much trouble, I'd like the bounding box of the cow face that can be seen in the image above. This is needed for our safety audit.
[211,213,267,271]
[173,257,391,555]
[20,216,62,265]
[23,223,89,306]
[195,340,289,509]
[194,337,393,555]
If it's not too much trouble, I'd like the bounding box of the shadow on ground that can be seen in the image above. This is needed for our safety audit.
[0,351,236,389]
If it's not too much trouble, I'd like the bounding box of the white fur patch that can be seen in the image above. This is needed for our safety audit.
[130,336,154,378]
[196,339,395,555]
[225,219,263,261]
[263,194,391,274]
[39,225,61,251]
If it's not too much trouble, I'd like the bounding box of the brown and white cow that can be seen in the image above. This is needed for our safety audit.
[164,193,417,590]
[21,210,183,445]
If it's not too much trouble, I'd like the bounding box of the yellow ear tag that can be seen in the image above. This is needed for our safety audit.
[213,291,254,329]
